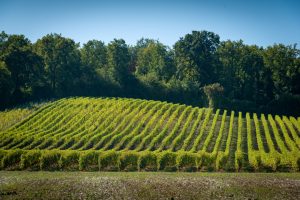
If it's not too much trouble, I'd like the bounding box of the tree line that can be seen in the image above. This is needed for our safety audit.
[0,30,299,115]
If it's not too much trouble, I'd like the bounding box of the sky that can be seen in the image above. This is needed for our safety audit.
[0,0,299,47]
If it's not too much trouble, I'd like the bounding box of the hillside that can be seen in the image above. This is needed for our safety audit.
[0,97,299,171]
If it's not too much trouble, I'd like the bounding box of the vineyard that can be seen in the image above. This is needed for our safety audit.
[0,97,299,172]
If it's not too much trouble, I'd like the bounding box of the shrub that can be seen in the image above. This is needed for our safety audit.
[2,149,24,170]
[215,152,227,171]
[120,151,139,171]
[138,151,157,171]
[99,151,120,171]
[248,151,261,171]
[201,152,215,171]
[40,150,61,171]
[157,151,177,171]
[297,156,300,171]
[235,150,243,171]
[79,150,99,171]
[203,83,224,108]
[59,151,80,171]
[0,150,7,170]
[176,152,199,172]
[20,150,41,170]
[261,154,278,172]
[277,154,295,172]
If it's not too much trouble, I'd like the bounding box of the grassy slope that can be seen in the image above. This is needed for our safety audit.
[0,172,299,200]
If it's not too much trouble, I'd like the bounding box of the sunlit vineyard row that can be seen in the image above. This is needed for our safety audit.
[0,97,299,171]
[0,108,33,131]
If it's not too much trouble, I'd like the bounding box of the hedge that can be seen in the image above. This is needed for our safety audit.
[0,149,298,172]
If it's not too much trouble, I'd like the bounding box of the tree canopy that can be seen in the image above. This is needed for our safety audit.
[0,30,299,116]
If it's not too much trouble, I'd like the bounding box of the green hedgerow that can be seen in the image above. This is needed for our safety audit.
[215,151,227,171]
[138,151,157,171]
[157,151,177,171]
[120,151,139,171]
[201,152,215,171]
[2,149,24,170]
[99,151,120,171]
[235,150,243,171]
[79,150,99,171]
[176,152,199,172]
[59,151,80,171]
[40,150,61,171]
[0,150,8,170]
[20,150,41,170]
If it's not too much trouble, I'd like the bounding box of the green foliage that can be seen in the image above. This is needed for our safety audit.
[217,40,269,104]
[0,108,32,131]
[59,151,79,170]
[213,110,227,170]
[158,106,192,151]
[0,97,299,172]
[20,150,41,170]
[1,149,23,170]
[246,113,260,171]
[143,104,184,151]
[190,108,212,152]
[157,151,177,171]
[40,150,61,170]
[0,31,299,116]
[0,150,7,169]
[275,115,298,152]
[201,152,216,171]
[34,33,80,96]
[136,40,175,81]
[79,40,108,92]
[0,61,13,104]
[235,150,243,171]
[119,151,139,171]
[174,30,220,86]
[181,108,204,151]
[1,34,45,103]
[79,150,99,171]
[235,112,243,171]
[107,39,130,85]
[263,44,300,96]
[99,151,120,171]
[81,40,107,69]
[201,109,220,152]
[170,108,197,151]
[138,151,158,171]
[203,83,224,108]
[257,114,284,171]
[176,152,199,171]
[215,152,226,171]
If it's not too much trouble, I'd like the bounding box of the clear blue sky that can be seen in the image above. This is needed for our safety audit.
[0,0,299,47]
